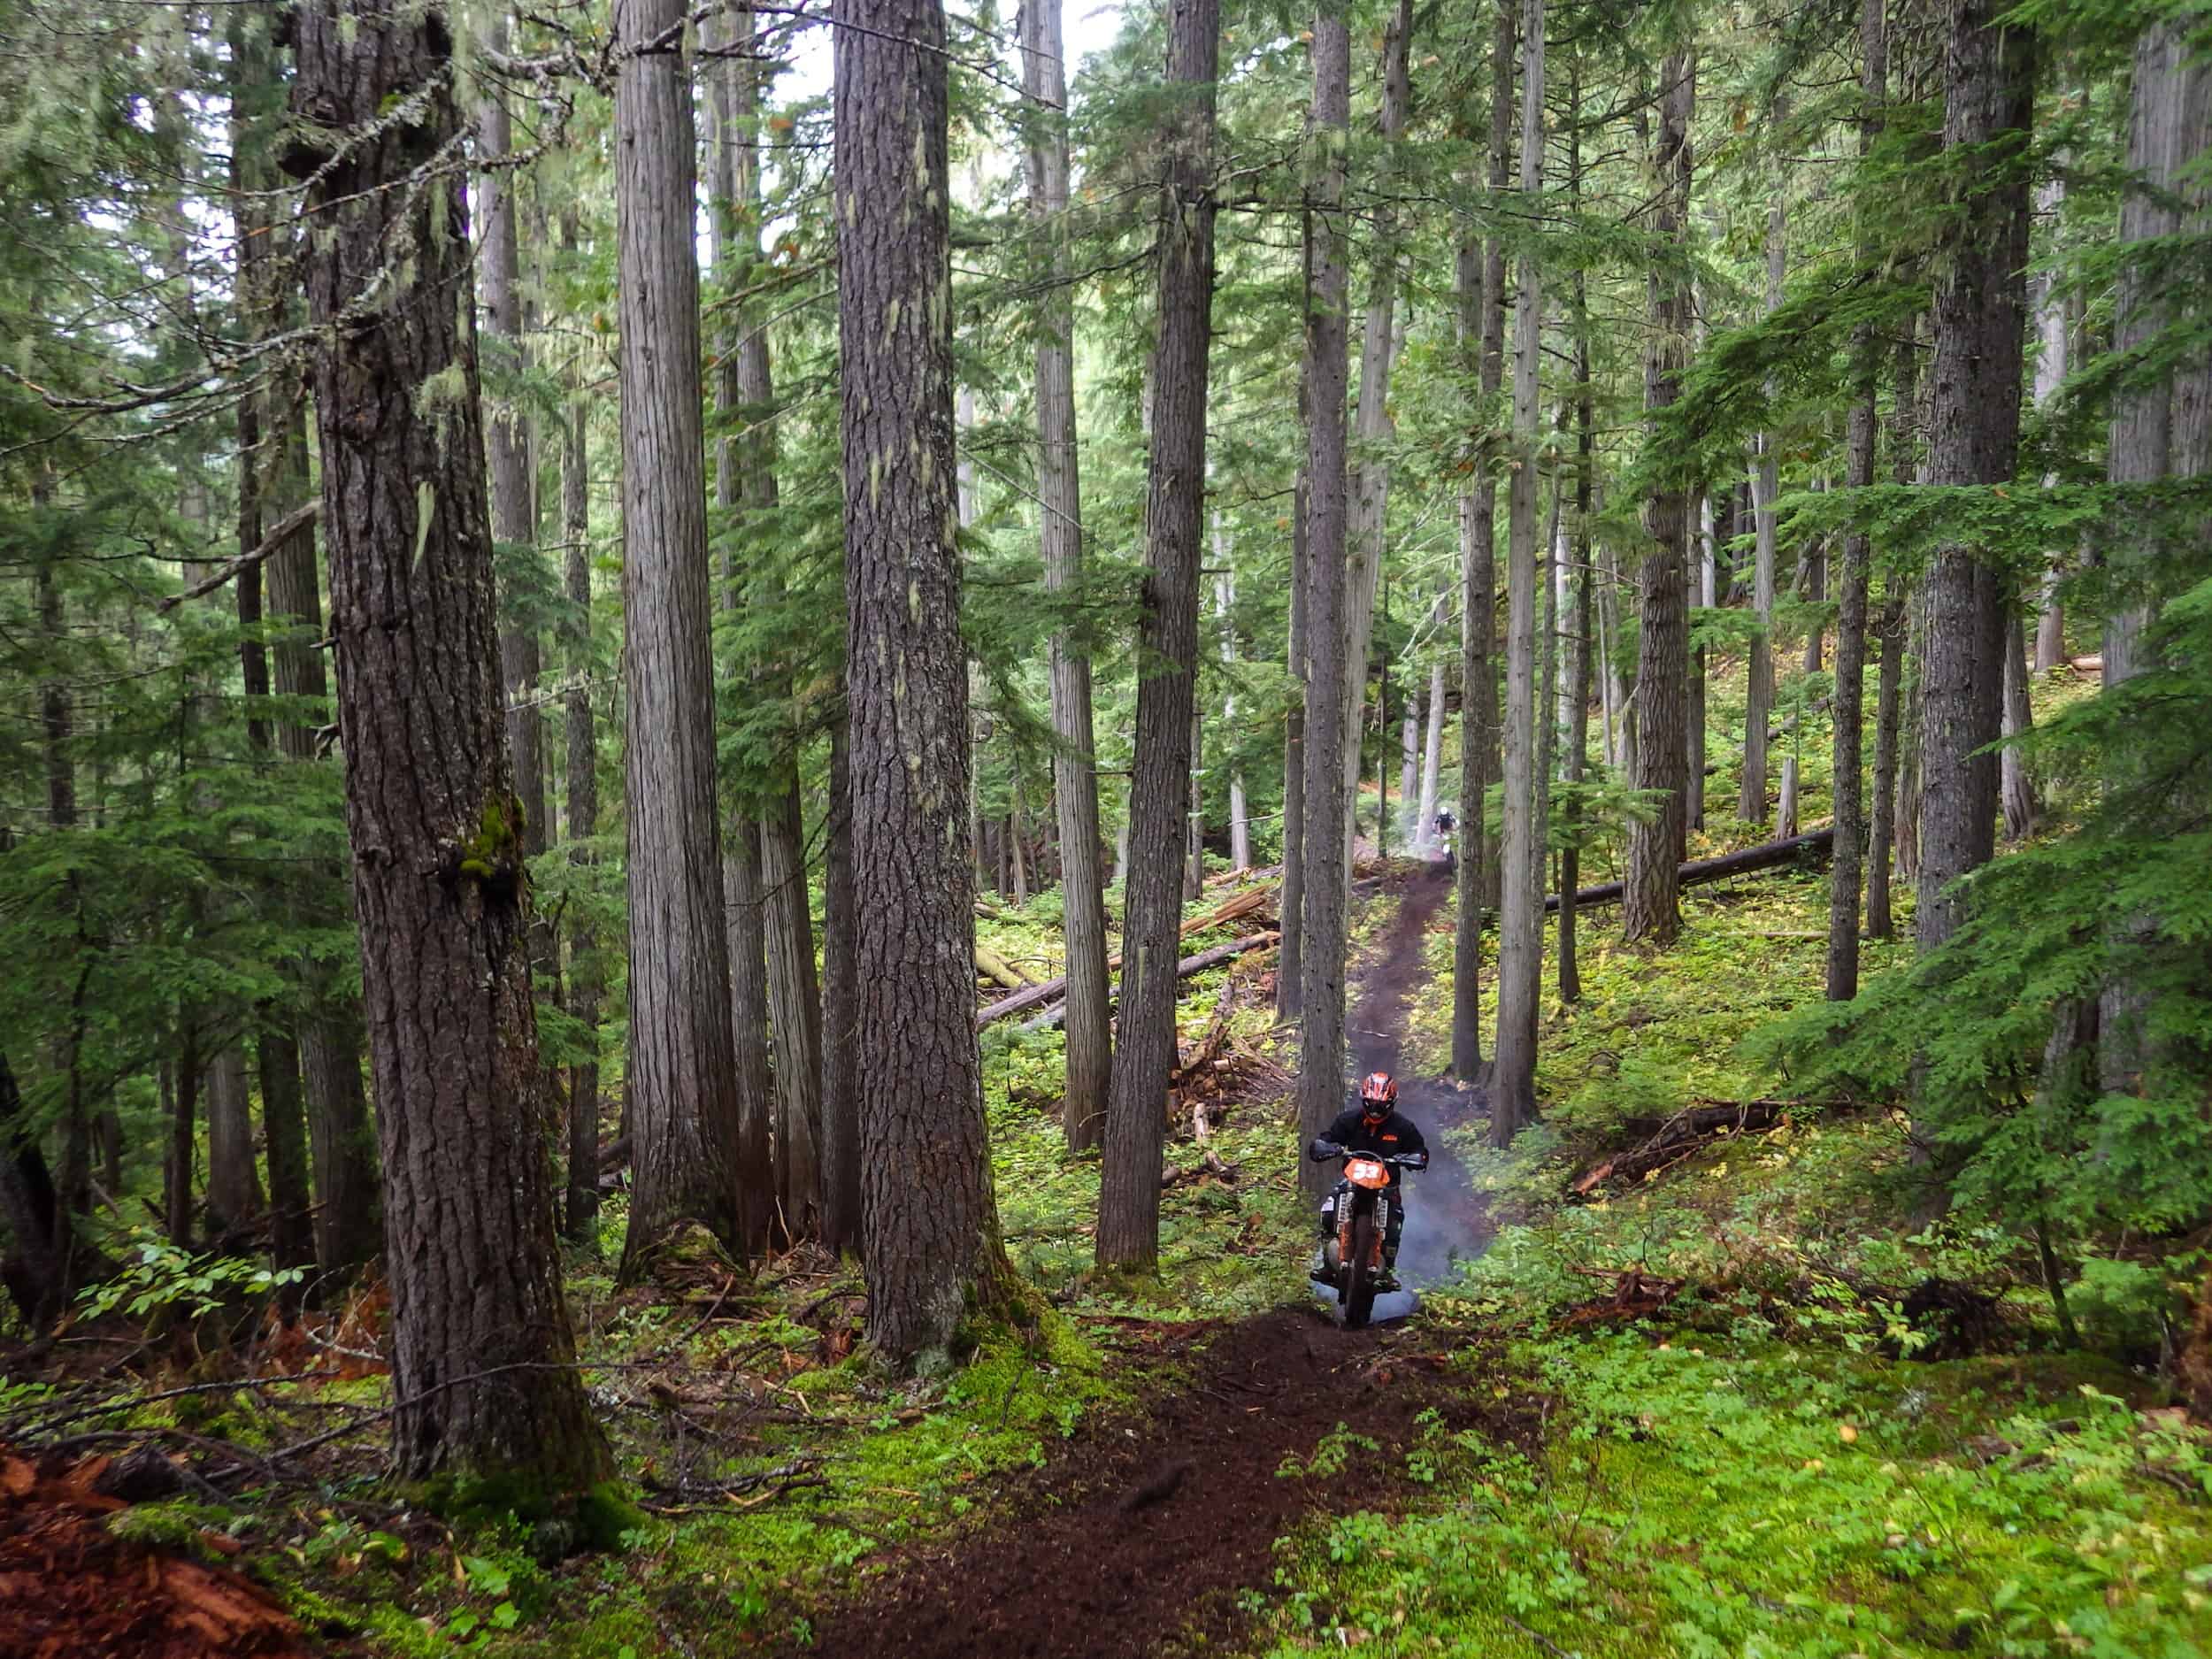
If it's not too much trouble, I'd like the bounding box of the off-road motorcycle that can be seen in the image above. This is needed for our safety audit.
[1309,1148,1422,1328]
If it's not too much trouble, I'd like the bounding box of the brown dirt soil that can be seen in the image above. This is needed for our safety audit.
[781,1310,1519,1659]
[786,870,1517,1659]
[0,1449,312,1659]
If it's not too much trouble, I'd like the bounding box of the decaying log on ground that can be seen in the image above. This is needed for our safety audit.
[1002,931,1280,1034]
[1545,828,1834,914]
[1570,1100,1793,1193]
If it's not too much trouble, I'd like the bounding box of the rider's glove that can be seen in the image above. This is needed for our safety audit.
[1405,1150,1430,1171]
[1308,1138,1344,1162]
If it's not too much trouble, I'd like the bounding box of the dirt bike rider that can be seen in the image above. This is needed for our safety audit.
[1308,1071,1430,1291]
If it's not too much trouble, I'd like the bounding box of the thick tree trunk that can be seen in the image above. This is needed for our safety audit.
[1024,0,1112,1150]
[1490,0,1548,1146]
[820,712,863,1253]
[1296,4,1354,1197]
[1452,0,1515,1081]
[1338,0,1414,864]
[286,0,605,1483]
[1916,1,2033,952]
[1624,50,1696,949]
[617,0,752,1271]
[1098,0,1219,1267]
[837,0,1009,1349]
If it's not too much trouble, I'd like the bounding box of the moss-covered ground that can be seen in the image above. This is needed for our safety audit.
[38,649,2211,1659]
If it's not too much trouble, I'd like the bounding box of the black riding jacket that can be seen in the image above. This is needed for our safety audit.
[1310,1107,1430,1169]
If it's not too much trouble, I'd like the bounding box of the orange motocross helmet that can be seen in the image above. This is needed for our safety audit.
[1359,1071,1397,1124]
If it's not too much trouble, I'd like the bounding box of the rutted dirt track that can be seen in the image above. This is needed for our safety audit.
[788,864,1500,1659]
[786,1312,1495,1659]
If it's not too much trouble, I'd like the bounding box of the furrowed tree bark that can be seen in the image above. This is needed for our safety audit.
[616,0,750,1272]
[1296,2,1353,1200]
[1828,0,1884,1003]
[1916,0,2033,952]
[1022,0,1111,1151]
[1490,0,1547,1146]
[286,0,605,1482]
[1623,49,1695,949]
[837,0,1010,1352]
[1098,0,1219,1267]
[1452,0,1514,1081]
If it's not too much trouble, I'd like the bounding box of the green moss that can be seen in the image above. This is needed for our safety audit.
[457,794,526,882]
[572,1481,649,1554]
[104,1499,236,1553]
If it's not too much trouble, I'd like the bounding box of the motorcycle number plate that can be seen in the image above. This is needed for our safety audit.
[1344,1157,1387,1189]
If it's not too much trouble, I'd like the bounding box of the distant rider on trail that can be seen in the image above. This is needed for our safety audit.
[1309,1071,1430,1291]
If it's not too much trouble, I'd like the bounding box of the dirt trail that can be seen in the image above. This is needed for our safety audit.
[785,1312,1505,1659]
[1343,862,1494,1290]
[786,864,1492,1658]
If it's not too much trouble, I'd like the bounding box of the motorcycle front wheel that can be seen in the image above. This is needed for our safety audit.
[1344,1212,1379,1329]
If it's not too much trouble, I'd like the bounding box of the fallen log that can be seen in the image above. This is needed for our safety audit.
[1014,933,1281,1034]
[1570,1100,1791,1193]
[975,890,1272,1028]
[1545,826,1833,914]
[974,942,1032,991]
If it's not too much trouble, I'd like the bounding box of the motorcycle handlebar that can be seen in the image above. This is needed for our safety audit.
[1308,1141,1427,1169]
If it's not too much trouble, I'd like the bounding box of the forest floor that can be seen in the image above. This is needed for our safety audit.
[7,728,2212,1657]
[773,859,1505,1659]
